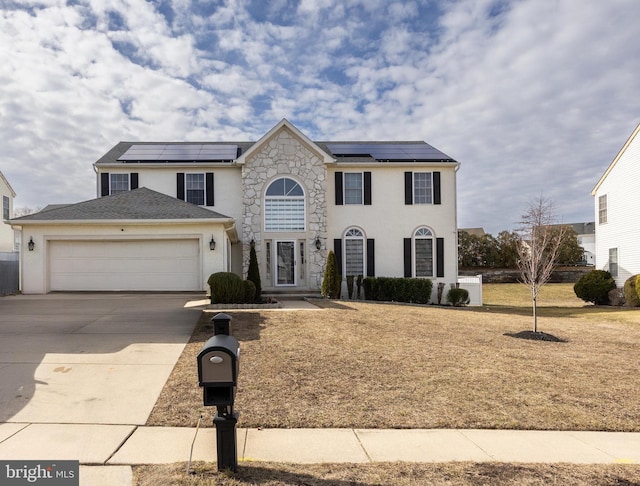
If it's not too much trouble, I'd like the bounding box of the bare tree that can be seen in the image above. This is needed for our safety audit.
[13,207,41,217]
[516,197,566,333]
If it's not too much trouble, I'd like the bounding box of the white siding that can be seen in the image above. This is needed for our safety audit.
[593,127,640,286]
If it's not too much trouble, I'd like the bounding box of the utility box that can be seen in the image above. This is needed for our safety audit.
[197,334,240,407]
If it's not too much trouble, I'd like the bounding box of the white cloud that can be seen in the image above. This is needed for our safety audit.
[0,0,639,236]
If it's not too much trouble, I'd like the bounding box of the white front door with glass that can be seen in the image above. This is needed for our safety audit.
[276,240,296,286]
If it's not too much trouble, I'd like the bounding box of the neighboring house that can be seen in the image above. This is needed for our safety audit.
[11,119,460,295]
[591,123,640,286]
[0,171,16,252]
[571,222,595,266]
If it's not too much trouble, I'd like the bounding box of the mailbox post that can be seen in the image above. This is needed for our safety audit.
[197,313,240,472]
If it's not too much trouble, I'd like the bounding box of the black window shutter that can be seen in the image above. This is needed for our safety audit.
[130,173,139,190]
[436,237,445,277]
[433,172,441,205]
[335,172,343,205]
[177,173,185,200]
[101,173,109,197]
[366,239,375,277]
[364,172,372,205]
[405,172,413,205]
[333,239,343,277]
[403,238,412,278]
[205,172,214,206]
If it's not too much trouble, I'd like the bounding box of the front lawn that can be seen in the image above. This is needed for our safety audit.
[147,284,640,431]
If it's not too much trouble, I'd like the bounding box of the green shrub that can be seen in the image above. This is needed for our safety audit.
[363,277,377,300]
[321,250,341,299]
[247,243,261,302]
[447,287,470,306]
[243,279,256,304]
[574,270,616,305]
[623,274,640,307]
[346,275,355,299]
[208,272,245,304]
[362,277,432,304]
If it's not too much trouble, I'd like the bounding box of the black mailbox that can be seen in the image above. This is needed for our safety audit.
[197,334,240,407]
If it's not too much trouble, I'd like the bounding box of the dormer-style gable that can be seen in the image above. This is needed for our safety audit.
[235,119,336,165]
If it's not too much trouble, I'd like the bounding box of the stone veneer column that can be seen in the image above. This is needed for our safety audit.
[241,128,328,290]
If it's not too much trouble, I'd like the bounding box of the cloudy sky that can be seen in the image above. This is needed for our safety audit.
[1,0,639,234]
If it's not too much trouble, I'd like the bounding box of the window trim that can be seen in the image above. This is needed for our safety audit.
[184,173,206,206]
[2,195,9,221]
[343,172,364,205]
[343,227,366,277]
[413,172,433,205]
[609,247,618,277]
[413,226,435,277]
[598,194,607,224]
[109,173,130,195]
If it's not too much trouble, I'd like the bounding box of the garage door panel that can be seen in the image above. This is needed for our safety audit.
[49,240,201,291]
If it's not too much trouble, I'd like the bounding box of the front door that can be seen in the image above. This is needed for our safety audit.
[276,240,296,286]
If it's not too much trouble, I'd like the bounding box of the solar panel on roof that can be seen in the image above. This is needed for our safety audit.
[326,143,452,161]
[118,144,238,161]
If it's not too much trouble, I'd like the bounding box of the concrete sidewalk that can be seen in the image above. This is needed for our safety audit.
[2,424,640,485]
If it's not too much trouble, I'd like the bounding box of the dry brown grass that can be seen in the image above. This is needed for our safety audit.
[147,284,640,430]
[133,462,640,485]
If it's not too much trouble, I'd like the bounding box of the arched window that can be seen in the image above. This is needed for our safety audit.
[344,227,365,277]
[265,178,305,232]
[414,227,434,277]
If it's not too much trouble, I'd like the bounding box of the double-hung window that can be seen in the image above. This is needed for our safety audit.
[110,174,130,195]
[2,195,9,220]
[598,195,607,224]
[186,174,205,205]
[413,172,433,204]
[609,248,618,277]
[344,173,363,205]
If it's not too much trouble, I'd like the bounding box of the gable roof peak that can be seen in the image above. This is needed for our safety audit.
[235,119,335,165]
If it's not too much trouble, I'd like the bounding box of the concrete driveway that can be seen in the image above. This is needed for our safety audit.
[0,293,202,425]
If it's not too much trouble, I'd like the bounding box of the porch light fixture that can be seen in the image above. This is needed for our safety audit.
[250,238,255,247]
[314,236,321,250]
[209,237,216,251]
[28,237,35,251]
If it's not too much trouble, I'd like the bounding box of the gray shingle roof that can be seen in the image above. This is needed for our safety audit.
[12,187,231,222]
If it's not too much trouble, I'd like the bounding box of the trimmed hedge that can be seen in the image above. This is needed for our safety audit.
[623,274,640,307]
[447,288,470,306]
[208,272,246,304]
[573,270,616,305]
[363,277,433,304]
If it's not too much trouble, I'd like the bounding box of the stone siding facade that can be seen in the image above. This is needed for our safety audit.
[241,127,328,290]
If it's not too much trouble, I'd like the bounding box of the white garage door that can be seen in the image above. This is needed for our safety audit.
[49,240,200,291]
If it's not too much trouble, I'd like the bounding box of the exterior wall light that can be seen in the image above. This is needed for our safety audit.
[315,236,321,250]
[28,237,35,251]
[209,237,216,251]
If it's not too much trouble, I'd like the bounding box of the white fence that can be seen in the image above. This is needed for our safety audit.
[457,274,483,306]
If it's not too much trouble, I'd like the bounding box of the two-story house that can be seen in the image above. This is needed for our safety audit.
[591,122,640,286]
[11,120,460,295]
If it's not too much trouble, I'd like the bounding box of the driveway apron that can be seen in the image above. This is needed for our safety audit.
[0,293,200,425]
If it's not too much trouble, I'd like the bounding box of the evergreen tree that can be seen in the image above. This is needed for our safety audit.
[247,242,261,302]
[322,250,341,299]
